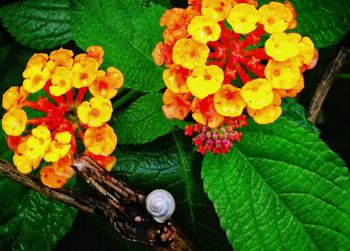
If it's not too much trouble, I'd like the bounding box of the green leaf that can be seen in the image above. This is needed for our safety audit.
[0,0,71,50]
[202,117,350,250]
[258,0,350,48]
[71,0,165,92]
[281,98,319,135]
[0,44,34,94]
[0,191,77,251]
[141,0,172,8]
[294,0,350,48]
[113,133,232,251]
[0,126,77,251]
[113,93,174,144]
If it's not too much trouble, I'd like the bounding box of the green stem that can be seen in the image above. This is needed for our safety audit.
[112,90,140,109]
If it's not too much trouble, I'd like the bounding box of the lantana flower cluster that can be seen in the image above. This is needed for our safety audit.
[1,46,123,188]
[153,0,318,154]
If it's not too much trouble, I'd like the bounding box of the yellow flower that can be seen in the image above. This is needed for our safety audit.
[43,131,72,162]
[187,65,224,99]
[172,38,209,70]
[258,2,293,33]
[201,0,231,21]
[89,67,124,99]
[2,109,27,136]
[24,125,51,160]
[22,64,50,93]
[2,86,28,110]
[187,15,221,44]
[84,124,117,156]
[265,59,302,89]
[277,75,304,98]
[247,91,282,124]
[71,58,99,88]
[13,141,42,174]
[265,32,300,61]
[77,97,113,127]
[241,78,273,110]
[248,104,282,124]
[296,37,316,66]
[227,3,259,34]
[50,66,73,96]
[214,85,246,117]
[163,66,189,94]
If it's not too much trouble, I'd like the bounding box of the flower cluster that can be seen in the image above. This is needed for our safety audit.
[153,0,318,154]
[2,46,123,188]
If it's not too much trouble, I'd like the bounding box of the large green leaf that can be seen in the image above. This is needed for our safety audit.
[0,0,71,49]
[0,191,77,251]
[113,93,174,144]
[71,0,165,91]
[0,125,77,251]
[113,133,232,251]
[258,0,350,48]
[202,117,350,250]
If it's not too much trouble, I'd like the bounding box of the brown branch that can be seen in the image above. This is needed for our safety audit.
[0,157,196,251]
[308,46,350,123]
[0,158,111,214]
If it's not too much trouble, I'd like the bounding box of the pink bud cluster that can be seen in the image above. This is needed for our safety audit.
[185,116,247,154]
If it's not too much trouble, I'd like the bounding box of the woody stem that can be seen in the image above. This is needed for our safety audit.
[308,46,350,123]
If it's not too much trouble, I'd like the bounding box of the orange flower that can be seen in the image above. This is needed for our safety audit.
[163,65,190,94]
[2,86,28,110]
[89,67,124,99]
[87,45,104,65]
[52,155,75,179]
[162,89,192,120]
[49,48,74,69]
[40,165,68,189]
[191,96,225,128]
[84,124,117,156]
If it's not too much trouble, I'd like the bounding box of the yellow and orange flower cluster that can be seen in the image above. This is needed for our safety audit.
[153,0,318,129]
[2,46,123,188]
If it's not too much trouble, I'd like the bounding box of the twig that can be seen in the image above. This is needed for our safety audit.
[0,157,195,250]
[0,158,110,214]
[308,46,350,123]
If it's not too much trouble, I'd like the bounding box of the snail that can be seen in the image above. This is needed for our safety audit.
[145,189,176,223]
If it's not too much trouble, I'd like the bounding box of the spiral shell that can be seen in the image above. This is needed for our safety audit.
[145,189,175,223]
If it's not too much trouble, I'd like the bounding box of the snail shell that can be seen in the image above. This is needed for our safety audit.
[145,189,175,223]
